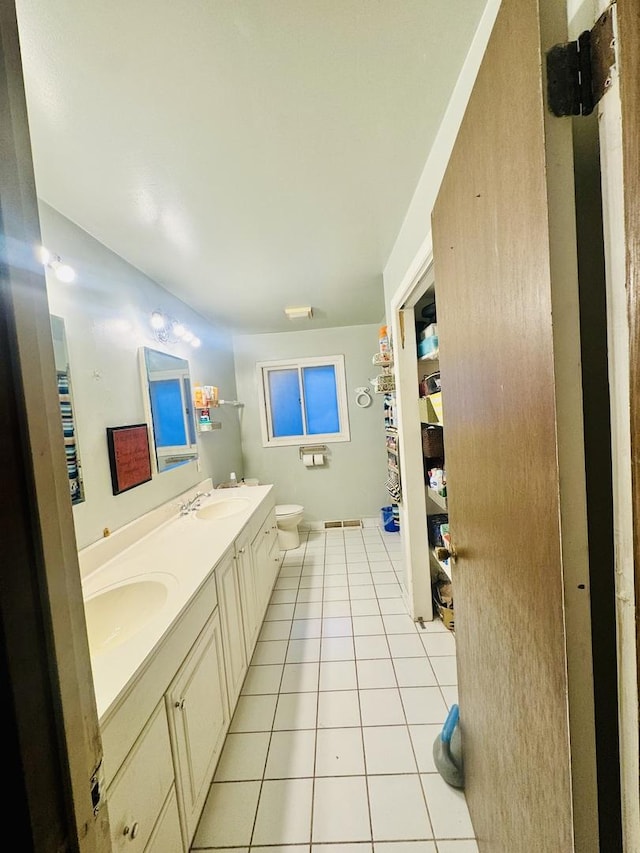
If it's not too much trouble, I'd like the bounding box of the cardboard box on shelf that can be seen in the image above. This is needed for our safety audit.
[437,602,455,632]
[432,575,454,633]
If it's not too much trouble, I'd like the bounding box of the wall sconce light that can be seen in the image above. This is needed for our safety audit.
[39,246,76,283]
[150,311,200,347]
[284,306,313,320]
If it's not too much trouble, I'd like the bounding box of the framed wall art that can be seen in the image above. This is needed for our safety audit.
[106,424,152,495]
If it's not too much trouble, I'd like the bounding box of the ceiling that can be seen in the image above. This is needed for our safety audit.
[15,0,487,334]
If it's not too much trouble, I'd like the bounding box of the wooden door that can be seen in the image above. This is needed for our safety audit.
[431,0,598,850]
[1,3,111,850]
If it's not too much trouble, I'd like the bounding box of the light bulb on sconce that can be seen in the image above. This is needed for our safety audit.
[39,245,77,283]
[51,260,76,283]
[149,310,201,347]
[150,311,166,330]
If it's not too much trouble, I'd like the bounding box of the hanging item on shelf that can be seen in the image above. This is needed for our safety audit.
[372,373,395,393]
[372,351,393,367]
[378,324,390,354]
[193,385,220,432]
[193,385,219,407]
[386,469,402,503]
[384,395,395,429]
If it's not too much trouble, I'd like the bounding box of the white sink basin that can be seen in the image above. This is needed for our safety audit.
[195,497,251,520]
[84,578,170,655]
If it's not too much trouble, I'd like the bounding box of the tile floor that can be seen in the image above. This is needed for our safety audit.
[191,525,477,853]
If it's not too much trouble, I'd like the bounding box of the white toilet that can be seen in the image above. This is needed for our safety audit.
[275,504,304,550]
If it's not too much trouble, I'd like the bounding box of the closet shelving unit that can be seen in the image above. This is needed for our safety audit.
[416,291,451,585]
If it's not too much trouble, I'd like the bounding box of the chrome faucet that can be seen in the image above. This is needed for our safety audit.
[179,492,202,515]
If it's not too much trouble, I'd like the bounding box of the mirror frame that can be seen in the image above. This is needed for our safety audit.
[139,346,198,475]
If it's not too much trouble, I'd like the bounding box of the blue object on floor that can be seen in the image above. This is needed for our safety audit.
[433,703,464,788]
[380,505,399,532]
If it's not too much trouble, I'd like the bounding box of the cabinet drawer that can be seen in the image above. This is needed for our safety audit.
[107,700,174,853]
[144,785,183,853]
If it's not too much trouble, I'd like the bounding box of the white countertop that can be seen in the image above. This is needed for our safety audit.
[81,484,274,719]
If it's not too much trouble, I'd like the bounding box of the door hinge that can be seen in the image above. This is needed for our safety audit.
[546,4,616,117]
[90,758,104,816]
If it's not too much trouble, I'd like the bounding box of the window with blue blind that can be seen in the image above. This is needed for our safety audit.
[258,355,350,446]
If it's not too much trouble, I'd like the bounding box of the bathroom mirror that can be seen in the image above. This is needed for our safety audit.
[50,315,85,504]
[140,347,198,473]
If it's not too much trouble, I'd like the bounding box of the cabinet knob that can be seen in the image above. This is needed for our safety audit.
[174,698,185,710]
[239,547,245,554]
[123,821,139,840]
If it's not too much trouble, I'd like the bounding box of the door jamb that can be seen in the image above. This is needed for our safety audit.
[388,237,436,621]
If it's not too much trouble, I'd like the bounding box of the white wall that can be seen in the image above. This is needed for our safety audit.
[382,0,500,309]
[40,202,242,548]
[233,325,388,523]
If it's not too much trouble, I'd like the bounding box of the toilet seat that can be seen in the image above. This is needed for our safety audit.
[276,504,303,518]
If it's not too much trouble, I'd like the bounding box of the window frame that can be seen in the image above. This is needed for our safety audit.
[257,355,351,448]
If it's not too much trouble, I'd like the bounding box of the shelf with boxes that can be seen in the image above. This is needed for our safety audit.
[193,384,219,432]
[418,363,443,426]
[417,322,439,360]
[416,309,454,631]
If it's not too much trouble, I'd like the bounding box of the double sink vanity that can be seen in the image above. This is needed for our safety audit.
[79,482,280,852]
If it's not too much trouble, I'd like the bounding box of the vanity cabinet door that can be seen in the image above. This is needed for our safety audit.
[166,612,229,848]
[265,509,280,591]
[107,700,177,853]
[144,786,183,852]
[250,526,269,626]
[251,512,280,624]
[216,550,248,708]
[235,530,260,659]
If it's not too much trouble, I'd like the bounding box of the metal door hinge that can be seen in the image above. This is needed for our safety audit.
[90,759,104,816]
[546,4,616,117]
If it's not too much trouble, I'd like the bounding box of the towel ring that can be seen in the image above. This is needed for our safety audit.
[355,387,372,408]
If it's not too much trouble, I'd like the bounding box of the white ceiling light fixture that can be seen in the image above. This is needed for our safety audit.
[284,306,313,320]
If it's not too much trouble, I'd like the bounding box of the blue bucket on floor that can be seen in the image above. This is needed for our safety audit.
[381,506,399,532]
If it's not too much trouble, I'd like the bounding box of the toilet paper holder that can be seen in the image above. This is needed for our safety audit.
[298,444,328,460]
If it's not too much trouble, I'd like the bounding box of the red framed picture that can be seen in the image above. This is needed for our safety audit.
[106,424,152,495]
